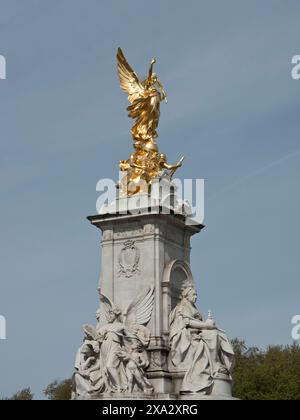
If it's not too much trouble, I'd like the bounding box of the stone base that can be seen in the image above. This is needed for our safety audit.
[77,392,237,400]
[211,375,233,397]
[178,394,239,401]
[83,393,177,400]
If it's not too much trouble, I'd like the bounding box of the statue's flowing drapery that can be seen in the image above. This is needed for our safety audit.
[98,323,128,392]
[117,47,165,144]
[73,340,105,397]
[169,299,234,393]
[127,90,161,142]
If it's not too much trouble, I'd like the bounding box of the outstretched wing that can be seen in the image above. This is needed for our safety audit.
[117,47,145,103]
[99,292,115,322]
[123,286,154,326]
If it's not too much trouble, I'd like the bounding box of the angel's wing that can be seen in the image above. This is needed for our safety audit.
[99,292,115,322]
[123,286,154,326]
[117,48,145,103]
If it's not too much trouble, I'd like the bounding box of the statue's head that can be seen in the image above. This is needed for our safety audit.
[144,71,157,89]
[181,285,197,303]
[107,307,122,323]
[150,73,158,84]
[92,342,100,354]
[159,153,167,163]
[81,343,92,356]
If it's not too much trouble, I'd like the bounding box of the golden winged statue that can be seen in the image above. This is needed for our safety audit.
[116,48,184,196]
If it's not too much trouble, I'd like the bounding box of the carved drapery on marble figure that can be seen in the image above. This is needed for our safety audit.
[169,285,234,396]
[72,48,236,400]
[72,287,154,398]
[72,325,105,399]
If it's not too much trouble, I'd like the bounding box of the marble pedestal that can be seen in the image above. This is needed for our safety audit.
[87,204,203,395]
[73,180,236,400]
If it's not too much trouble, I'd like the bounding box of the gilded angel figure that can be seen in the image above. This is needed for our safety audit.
[116,48,183,196]
[117,47,167,145]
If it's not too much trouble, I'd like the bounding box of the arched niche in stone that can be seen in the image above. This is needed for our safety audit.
[161,260,194,336]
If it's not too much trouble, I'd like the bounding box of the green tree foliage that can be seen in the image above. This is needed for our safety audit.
[232,339,300,400]
[4,387,34,400]
[43,379,72,400]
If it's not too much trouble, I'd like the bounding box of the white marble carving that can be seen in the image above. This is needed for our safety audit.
[118,240,140,278]
[169,284,235,395]
[72,325,105,399]
[85,187,236,399]
[73,287,154,397]
[117,342,154,394]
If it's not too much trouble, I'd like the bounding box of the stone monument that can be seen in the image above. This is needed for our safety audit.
[72,49,235,400]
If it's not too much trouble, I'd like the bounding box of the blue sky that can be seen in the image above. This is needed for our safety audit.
[0,0,299,398]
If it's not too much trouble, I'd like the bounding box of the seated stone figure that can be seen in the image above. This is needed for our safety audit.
[169,285,234,394]
[72,326,105,399]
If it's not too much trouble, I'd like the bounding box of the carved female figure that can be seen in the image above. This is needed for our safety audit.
[169,285,234,394]
[96,286,155,394]
[73,327,105,398]
[97,307,128,393]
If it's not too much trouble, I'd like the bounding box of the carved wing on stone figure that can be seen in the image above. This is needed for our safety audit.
[117,47,146,103]
[99,292,117,322]
[123,286,155,347]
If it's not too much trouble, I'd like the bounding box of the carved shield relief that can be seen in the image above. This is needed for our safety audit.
[118,240,140,278]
